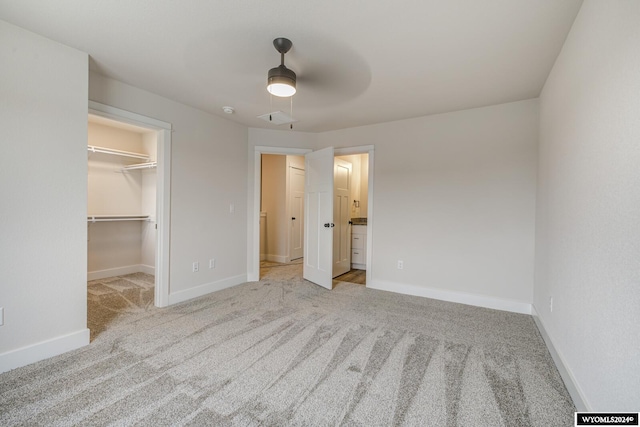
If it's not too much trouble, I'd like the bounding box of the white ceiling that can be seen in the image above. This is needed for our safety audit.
[1,0,583,132]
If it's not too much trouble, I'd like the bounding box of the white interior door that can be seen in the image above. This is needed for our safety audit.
[333,158,352,278]
[303,147,334,289]
[289,165,304,261]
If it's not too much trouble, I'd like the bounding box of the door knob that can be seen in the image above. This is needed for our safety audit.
[324,223,330,228]
[331,223,335,227]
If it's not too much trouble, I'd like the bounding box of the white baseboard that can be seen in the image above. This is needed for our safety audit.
[531,305,590,412]
[265,254,289,263]
[168,274,247,305]
[367,279,532,314]
[0,328,90,374]
[88,264,154,281]
[139,264,155,275]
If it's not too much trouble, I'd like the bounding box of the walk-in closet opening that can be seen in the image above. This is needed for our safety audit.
[86,114,158,340]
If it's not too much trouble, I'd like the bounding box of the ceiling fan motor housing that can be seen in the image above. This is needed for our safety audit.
[267,65,297,89]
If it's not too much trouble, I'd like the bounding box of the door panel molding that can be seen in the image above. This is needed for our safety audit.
[333,158,352,278]
[303,147,334,289]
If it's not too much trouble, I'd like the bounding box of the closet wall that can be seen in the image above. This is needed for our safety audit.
[87,120,157,280]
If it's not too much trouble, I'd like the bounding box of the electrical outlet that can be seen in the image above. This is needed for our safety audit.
[549,297,553,312]
[0,307,4,326]
[192,261,199,273]
[209,258,216,269]
[397,260,404,270]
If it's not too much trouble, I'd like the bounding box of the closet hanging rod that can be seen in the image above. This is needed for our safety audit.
[87,145,149,160]
[87,215,150,223]
[121,161,157,171]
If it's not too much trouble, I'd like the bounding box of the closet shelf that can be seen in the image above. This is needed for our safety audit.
[87,215,150,223]
[87,145,150,161]
[121,161,157,171]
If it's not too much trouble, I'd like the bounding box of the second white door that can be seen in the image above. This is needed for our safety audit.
[333,158,352,278]
[289,164,305,261]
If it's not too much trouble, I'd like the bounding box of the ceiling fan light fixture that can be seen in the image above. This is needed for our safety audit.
[267,65,297,97]
[266,37,297,98]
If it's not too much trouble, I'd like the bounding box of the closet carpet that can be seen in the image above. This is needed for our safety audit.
[0,264,575,426]
[87,272,155,341]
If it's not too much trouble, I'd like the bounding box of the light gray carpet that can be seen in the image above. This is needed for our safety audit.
[0,264,575,426]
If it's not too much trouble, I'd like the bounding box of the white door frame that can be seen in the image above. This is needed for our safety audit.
[88,101,172,307]
[250,146,312,281]
[249,144,374,287]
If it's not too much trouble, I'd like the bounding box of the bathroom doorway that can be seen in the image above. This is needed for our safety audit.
[257,149,371,287]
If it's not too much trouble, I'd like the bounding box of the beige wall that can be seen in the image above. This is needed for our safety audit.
[0,20,89,370]
[87,122,144,216]
[535,0,640,411]
[87,222,143,273]
[261,154,287,260]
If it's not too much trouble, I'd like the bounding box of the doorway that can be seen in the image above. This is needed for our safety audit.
[253,145,374,288]
[86,114,159,339]
[87,101,172,308]
[334,152,369,285]
[260,154,305,267]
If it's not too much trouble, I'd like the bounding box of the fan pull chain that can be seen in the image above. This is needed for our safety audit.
[290,96,293,130]
[269,93,273,121]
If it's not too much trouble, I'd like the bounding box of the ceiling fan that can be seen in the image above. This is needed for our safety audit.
[266,37,297,98]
